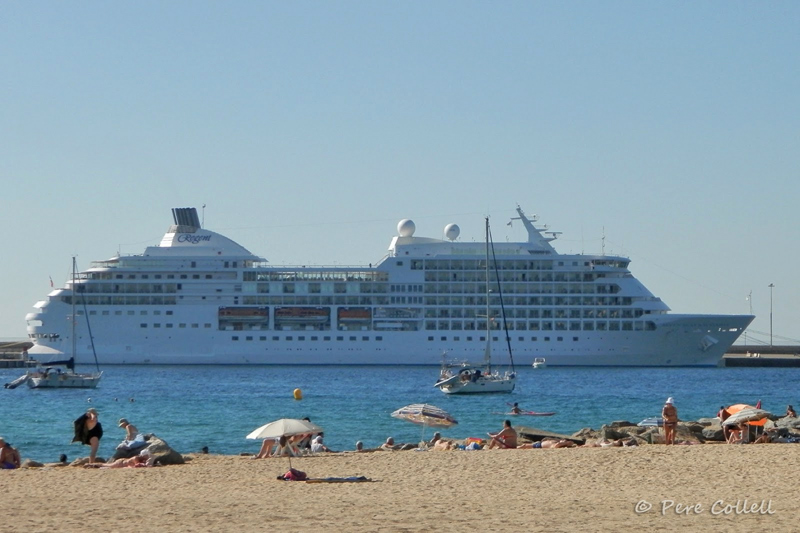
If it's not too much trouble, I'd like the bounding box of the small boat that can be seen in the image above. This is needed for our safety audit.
[435,218,516,394]
[26,258,102,389]
[532,357,547,369]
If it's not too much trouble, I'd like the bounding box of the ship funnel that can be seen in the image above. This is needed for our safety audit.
[172,208,201,229]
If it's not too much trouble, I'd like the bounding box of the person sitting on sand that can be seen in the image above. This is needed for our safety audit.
[381,437,400,451]
[355,441,364,452]
[786,405,797,418]
[311,435,332,453]
[487,420,517,449]
[253,438,277,459]
[116,418,146,452]
[427,432,442,447]
[275,436,298,457]
[0,438,21,469]
[727,422,749,444]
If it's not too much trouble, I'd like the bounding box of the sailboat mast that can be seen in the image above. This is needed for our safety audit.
[484,217,492,371]
[71,257,77,365]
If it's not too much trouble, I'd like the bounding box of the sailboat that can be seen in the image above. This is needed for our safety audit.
[434,217,516,394]
[26,258,102,389]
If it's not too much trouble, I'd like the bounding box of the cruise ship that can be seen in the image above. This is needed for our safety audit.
[25,206,753,366]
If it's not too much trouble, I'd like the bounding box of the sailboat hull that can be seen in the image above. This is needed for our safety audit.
[27,371,102,389]
[436,366,516,394]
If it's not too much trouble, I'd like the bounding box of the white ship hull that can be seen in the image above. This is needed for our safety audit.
[25,206,753,367]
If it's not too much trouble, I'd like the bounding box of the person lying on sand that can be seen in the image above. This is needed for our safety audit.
[519,438,576,449]
[84,453,150,468]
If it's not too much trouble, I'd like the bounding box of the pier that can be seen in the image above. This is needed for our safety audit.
[0,340,36,368]
[723,345,800,367]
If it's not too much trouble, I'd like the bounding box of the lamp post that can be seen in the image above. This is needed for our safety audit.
[768,283,774,346]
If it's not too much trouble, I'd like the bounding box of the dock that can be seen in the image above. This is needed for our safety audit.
[0,340,36,368]
[723,346,800,367]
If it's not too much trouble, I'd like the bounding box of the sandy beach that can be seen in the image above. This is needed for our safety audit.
[5,444,797,532]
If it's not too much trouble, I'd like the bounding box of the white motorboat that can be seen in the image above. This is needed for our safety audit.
[532,357,547,369]
[435,218,516,394]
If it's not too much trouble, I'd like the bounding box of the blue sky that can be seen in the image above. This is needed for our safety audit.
[1,2,798,344]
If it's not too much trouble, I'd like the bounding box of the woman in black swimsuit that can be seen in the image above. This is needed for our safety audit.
[79,408,103,463]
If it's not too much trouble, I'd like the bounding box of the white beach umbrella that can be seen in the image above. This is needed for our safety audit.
[246,418,323,440]
[722,408,770,427]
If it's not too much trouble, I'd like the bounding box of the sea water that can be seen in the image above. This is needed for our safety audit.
[1,364,799,463]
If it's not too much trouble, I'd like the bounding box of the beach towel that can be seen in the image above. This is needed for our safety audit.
[305,476,374,483]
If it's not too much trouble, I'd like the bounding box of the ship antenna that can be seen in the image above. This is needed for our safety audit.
[602,226,605,256]
[202,204,206,228]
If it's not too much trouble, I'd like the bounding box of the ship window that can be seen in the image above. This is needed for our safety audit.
[440,336,446,341]
[115,311,122,315]
[140,323,147,328]
[166,311,173,315]
[191,262,196,268]
[260,336,266,341]
[298,336,305,341]
[232,336,238,340]
[349,336,356,341]
[273,336,279,341]
[246,336,252,341]
[166,324,173,328]
[153,323,161,328]
[397,261,404,266]
[128,311,135,315]
[192,324,199,328]
[311,336,318,341]
[180,275,187,279]
[205,324,211,328]
[179,324,186,328]
[544,337,550,341]
[362,336,368,341]
[376,336,383,341]
[573,336,579,341]
[428,336,434,341]
[466,336,473,342]
[286,336,293,341]
[206,275,212,279]
[337,336,343,341]
[116,275,123,279]
[193,275,200,279]
[324,336,331,341]
[532,336,537,341]
[557,336,563,341]
[140,311,147,315]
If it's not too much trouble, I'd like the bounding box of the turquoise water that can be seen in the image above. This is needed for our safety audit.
[2,365,799,463]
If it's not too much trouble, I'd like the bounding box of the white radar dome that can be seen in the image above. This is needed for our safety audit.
[444,223,460,241]
[397,219,416,237]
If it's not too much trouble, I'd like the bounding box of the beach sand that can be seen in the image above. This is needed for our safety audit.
[5,444,797,532]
